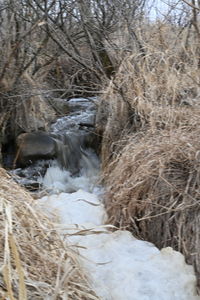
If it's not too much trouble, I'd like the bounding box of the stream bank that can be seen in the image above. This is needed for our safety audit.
[5,97,200,299]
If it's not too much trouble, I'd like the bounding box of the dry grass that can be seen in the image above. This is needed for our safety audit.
[0,168,98,299]
[0,72,56,138]
[98,23,200,290]
[97,23,200,167]
[104,126,200,289]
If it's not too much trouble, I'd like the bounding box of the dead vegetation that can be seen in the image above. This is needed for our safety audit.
[1,0,200,295]
[0,0,144,163]
[97,19,200,291]
[0,168,98,299]
[104,127,200,286]
[97,22,200,166]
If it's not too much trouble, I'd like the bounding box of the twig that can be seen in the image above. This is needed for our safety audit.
[182,0,200,11]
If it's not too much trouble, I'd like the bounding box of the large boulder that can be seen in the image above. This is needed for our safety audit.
[16,132,57,166]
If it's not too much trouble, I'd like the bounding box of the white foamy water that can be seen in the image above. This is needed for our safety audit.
[38,150,100,194]
[38,162,200,300]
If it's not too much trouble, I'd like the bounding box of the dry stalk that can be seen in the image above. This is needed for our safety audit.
[0,168,98,299]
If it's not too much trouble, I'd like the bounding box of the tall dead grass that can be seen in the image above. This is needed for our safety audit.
[97,23,200,167]
[99,23,200,289]
[104,127,200,285]
[0,168,98,299]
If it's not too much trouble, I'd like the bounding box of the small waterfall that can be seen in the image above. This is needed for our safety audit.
[49,97,98,174]
[38,148,100,194]
[10,97,100,191]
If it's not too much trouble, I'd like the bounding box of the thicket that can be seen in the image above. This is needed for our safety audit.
[0,0,144,162]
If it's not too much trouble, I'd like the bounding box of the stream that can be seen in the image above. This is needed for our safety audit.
[10,97,200,299]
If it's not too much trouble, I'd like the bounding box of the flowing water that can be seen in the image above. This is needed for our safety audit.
[11,97,200,299]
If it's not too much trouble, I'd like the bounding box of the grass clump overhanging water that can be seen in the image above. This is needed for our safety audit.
[97,22,200,291]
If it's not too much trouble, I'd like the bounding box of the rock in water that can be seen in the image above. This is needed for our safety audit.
[16,132,57,166]
[15,131,89,175]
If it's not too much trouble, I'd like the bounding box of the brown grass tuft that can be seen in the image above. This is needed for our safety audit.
[104,127,200,289]
[96,24,200,167]
[98,21,200,292]
[0,168,98,299]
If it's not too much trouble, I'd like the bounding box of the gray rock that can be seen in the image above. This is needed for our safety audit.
[15,131,83,175]
[16,132,57,166]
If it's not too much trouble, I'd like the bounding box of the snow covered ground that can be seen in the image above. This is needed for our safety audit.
[38,162,200,300]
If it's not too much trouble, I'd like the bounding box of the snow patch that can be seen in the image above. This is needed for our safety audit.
[77,231,198,300]
[39,189,106,227]
[37,164,199,300]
